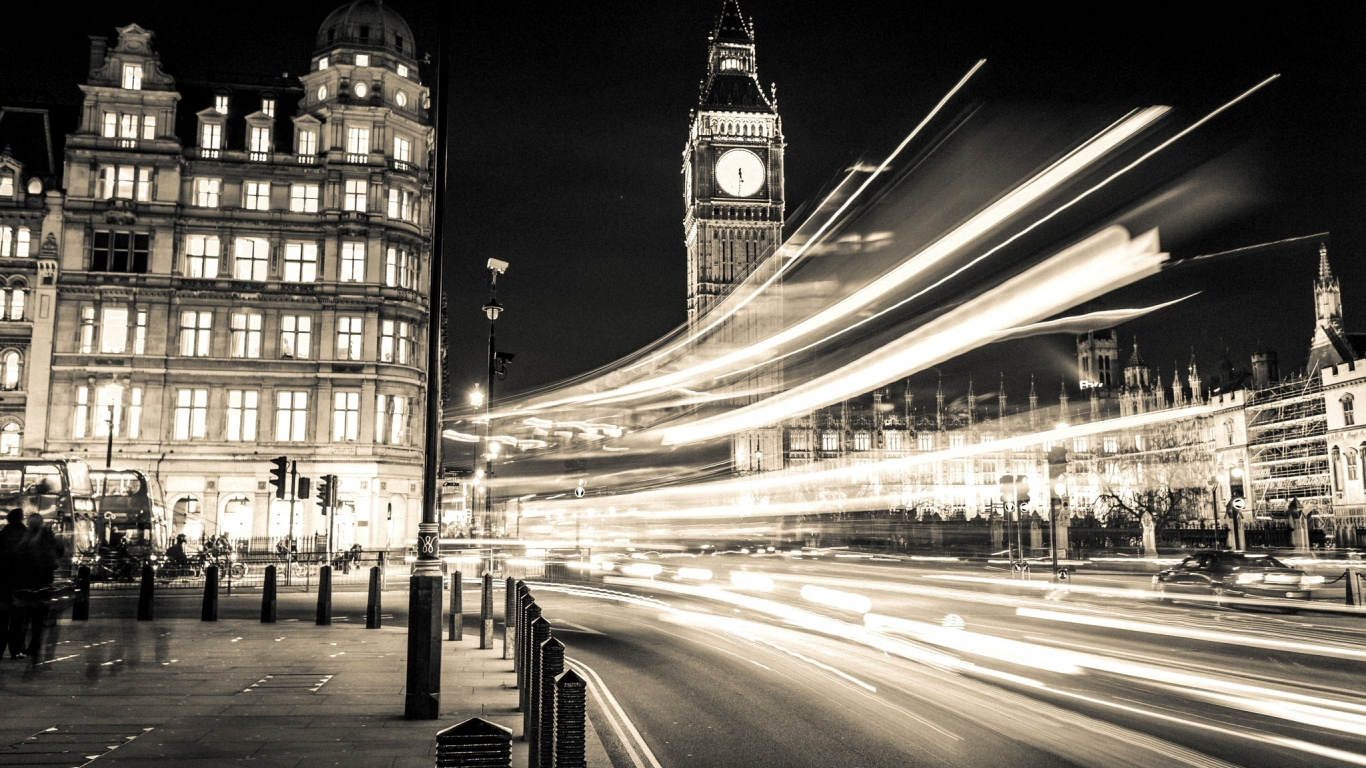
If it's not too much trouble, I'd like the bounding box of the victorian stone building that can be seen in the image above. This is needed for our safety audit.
[42,1,433,549]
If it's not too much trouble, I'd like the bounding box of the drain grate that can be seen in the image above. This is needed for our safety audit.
[241,673,333,693]
[0,725,153,766]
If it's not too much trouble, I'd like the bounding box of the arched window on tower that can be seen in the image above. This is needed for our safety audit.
[1349,449,1360,482]
[1332,446,1343,493]
[1343,394,1355,427]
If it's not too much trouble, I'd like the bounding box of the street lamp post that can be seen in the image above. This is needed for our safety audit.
[481,260,508,539]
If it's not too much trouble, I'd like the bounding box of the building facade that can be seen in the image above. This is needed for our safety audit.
[44,2,433,549]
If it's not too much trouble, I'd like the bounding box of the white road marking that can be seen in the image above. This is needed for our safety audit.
[567,656,663,768]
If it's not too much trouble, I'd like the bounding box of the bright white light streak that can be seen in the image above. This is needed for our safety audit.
[730,572,774,592]
[622,60,988,374]
[1016,607,1366,662]
[864,613,1082,674]
[677,567,713,581]
[621,563,663,578]
[665,225,1168,444]
[442,429,480,442]
[800,584,872,614]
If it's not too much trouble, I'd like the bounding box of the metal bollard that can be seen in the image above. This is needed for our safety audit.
[449,571,463,641]
[536,637,565,768]
[524,616,551,743]
[512,582,529,665]
[1349,570,1366,607]
[201,565,219,621]
[316,565,332,626]
[553,669,588,768]
[503,576,516,660]
[435,716,512,767]
[518,601,541,712]
[72,565,90,621]
[480,573,494,649]
[261,565,278,623]
[137,563,155,621]
[367,566,382,629]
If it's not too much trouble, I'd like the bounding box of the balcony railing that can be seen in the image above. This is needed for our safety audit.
[249,151,271,162]
[344,153,370,164]
[117,138,138,149]
[199,147,221,159]
[391,159,416,173]
[297,154,317,166]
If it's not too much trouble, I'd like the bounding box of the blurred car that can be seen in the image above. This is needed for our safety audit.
[1153,551,1323,608]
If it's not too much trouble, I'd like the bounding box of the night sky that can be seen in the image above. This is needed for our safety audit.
[5,1,1365,411]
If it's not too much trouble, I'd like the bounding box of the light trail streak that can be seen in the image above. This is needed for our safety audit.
[662,224,1170,444]
[622,59,988,374]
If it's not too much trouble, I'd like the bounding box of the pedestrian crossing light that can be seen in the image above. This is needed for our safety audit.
[316,474,336,513]
[269,456,290,499]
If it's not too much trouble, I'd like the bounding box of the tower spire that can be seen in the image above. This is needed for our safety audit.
[1028,375,1038,428]
[936,376,945,432]
[997,373,1007,420]
[967,377,976,429]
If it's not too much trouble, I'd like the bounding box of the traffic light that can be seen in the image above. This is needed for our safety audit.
[1015,477,1031,507]
[997,475,1030,509]
[269,456,290,499]
[316,474,335,512]
[1047,446,1068,472]
[1228,467,1246,512]
[297,476,311,502]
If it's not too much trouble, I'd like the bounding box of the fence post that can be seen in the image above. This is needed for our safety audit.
[449,570,463,640]
[435,717,513,768]
[536,637,565,768]
[518,601,541,712]
[72,565,90,621]
[480,573,494,649]
[201,565,219,621]
[137,563,154,621]
[554,669,588,768]
[261,564,277,623]
[503,576,516,660]
[366,565,382,629]
[524,616,551,744]
[316,565,332,626]
[1349,570,1365,607]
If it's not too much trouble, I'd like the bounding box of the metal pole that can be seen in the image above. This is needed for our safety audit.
[485,292,496,538]
[105,412,114,468]
[405,0,450,721]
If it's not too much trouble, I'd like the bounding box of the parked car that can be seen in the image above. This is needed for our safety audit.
[1153,551,1323,610]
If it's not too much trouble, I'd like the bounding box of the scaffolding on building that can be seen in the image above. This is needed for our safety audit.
[1245,375,1330,514]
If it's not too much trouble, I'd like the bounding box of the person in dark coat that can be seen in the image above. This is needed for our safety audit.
[0,509,26,658]
[12,513,61,656]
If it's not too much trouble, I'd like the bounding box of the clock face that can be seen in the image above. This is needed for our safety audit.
[715,149,765,197]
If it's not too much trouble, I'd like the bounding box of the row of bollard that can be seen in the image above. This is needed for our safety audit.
[69,563,385,629]
[513,579,586,768]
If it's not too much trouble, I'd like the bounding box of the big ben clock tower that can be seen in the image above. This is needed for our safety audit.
[683,0,785,472]
[684,0,785,325]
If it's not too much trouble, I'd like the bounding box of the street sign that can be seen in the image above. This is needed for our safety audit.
[1231,497,1246,511]
[573,486,585,499]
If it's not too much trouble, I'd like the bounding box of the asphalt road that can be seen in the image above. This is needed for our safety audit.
[84,558,1366,767]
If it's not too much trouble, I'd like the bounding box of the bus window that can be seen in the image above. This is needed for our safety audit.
[0,469,19,495]
[66,460,93,496]
[25,464,62,495]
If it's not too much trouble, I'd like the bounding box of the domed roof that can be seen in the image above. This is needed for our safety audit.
[316,0,416,60]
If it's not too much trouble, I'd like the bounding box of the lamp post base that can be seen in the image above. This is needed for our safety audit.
[404,573,443,720]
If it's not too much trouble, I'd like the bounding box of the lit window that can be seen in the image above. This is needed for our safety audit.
[395,91,408,107]
[280,315,311,359]
[230,312,262,358]
[120,114,138,139]
[201,123,221,150]
[886,432,902,451]
[1,423,21,455]
[102,113,117,138]
[385,247,416,288]
[250,127,271,156]
[276,391,309,441]
[346,126,370,155]
[233,237,269,281]
[393,136,411,163]
[396,63,408,78]
[389,396,407,444]
[174,389,208,440]
[1074,437,1088,452]
[354,82,368,99]
[289,184,320,213]
[284,243,317,282]
[949,435,964,449]
[141,115,156,140]
[297,130,318,158]
[1,352,19,391]
[94,384,122,437]
[122,64,142,90]
[127,387,142,439]
[80,307,95,354]
[244,181,270,210]
[854,432,870,451]
[1103,437,1118,453]
[91,231,150,273]
[99,165,140,200]
[344,179,367,211]
[355,54,370,68]
[340,242,365,281]
[214,95,229,114]
[790,432,808,452]
[226,390,258,442]
[100,307,128,354]
[186,234,220,278]
[318,85,328,101]
[134,310,147,355]
[261,98,275,117]
[1344,395,1356,427]
[318,56,329,70]
[821,433,839,451]
[179,310,212,356]
[337,316,363,360]
[387,189,399,218]
[7,286,23,320]
[74,386,89,438]
[332,391,360,441]
[0,228,10,257]
[193,178,221,207]
[918,435,934,451]
[380,320,395,362]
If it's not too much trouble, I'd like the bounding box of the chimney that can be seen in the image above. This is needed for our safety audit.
[89,35,109,73]
[1251,351,1279,390]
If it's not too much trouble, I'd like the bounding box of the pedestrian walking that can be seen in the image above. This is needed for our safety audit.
[12,513,62,656]
[0,509,26,659]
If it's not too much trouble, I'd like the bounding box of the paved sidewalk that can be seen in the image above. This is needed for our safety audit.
[0,610,612,767]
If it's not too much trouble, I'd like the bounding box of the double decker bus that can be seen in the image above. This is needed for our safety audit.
[0,458,98,574]
[90,469,169,552]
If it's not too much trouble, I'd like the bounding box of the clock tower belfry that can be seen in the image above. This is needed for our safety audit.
[684,0,785,325]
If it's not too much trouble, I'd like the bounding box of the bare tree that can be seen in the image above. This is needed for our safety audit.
[1090,418,1215,533]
